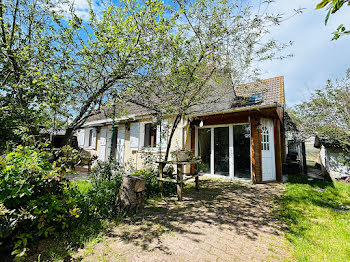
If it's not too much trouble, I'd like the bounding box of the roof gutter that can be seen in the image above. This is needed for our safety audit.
[81,114,154,127]
[82,103,283,127]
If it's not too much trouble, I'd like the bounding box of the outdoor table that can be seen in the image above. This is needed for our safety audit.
[156,160,201,201]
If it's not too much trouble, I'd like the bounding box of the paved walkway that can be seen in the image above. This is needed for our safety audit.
[75,179,290,262]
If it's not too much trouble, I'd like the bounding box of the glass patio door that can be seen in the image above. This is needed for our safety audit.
[233,124,251,179]
[198,128,211,173]
[214,127,229,176]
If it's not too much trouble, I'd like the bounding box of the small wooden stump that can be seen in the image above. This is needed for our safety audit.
[120,175,146,214]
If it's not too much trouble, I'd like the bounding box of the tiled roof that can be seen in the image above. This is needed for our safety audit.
[189,76,284,115]
[85,76,285,122]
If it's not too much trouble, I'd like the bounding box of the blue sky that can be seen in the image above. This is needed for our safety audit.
[68,0,350,107]
[259,0,350,107]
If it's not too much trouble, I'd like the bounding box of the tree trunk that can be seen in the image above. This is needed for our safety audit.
[62,127,74,146]
[164,114,182,162]
[120,175,146,214]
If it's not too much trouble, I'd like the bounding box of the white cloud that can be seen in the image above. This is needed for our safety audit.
[54,0,102,21]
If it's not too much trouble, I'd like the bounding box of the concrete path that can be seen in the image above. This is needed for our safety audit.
[75,179,290,262]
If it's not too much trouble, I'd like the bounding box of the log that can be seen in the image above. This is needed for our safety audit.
[120,175,146,214]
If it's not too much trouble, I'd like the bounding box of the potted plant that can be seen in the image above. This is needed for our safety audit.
[171,149,197,162]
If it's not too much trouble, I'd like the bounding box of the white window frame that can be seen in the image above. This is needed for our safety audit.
[84,127,97,150]
[195,122,252,181]
[139,121,161,153]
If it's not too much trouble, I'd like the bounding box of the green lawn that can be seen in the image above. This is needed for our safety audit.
[305,144,320,163]
[71,179,92,194]
[280,175,350,261]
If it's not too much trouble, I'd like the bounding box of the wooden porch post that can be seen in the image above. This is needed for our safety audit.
[274,119,283,181]
[251,116,263,183]
[176,163,183,201]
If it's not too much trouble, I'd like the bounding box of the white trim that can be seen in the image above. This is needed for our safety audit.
[261,118,276,182]
[82,115,151,127]
[210,127,214,176]
[196,123,252,181]
[139,120,167,153]
[129,122,140,151]
[116,125,125,165]
[229,125,234,178]
[202,173,251,182]
[99,127,107,161]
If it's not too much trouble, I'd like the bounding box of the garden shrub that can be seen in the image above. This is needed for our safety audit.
[133,169,176,199]
[84,160,123,218]
[0,146,81,260]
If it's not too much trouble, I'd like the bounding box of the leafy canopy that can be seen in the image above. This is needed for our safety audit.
[316,0,350,39]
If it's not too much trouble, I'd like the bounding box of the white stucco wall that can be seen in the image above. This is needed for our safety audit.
[320,145,350,178]
[78,116,188,171]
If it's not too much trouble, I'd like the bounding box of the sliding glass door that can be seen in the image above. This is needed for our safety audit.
[197,123,251,180]
[233,124,251,179]
[198,128,211,173]
[214,127,229,176]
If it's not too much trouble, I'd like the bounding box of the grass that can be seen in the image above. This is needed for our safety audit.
[71,179,92,194]
[305,144,320,163]
[279,174,350,261]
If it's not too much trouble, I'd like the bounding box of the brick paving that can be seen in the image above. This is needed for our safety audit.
[75,178,290,261]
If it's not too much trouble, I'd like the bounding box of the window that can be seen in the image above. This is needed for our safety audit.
[88,129,93,147]
[144,123,157,147]
[261,125,270,151]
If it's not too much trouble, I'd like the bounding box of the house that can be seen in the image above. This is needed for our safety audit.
[314,136,350,180]
[77,76,286,183]
[283,112,307,174]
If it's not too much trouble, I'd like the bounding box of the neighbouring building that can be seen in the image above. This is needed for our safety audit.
[314,136,350,179]
[77,76,287,183]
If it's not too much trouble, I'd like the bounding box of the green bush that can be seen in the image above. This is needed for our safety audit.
[0,146,81,260]
[133,169,176,199]
[84,160,123,218]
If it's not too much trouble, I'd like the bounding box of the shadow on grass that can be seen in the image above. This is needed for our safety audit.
[22,217,117,262]
[23,178,286,261]
[287,173,334,188]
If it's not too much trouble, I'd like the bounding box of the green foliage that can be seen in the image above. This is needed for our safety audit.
[0,146,81,260]
[83,160,123,218]
[279,174,350,261]
[292,69,350,166]
[52,145,96,176]
[316,0,350,39]
[133,169,176,199]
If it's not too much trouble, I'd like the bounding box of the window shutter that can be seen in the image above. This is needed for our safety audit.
[139,122,145,150]
[99,127,107,161]
[129,122,139,151]
[84,128,90,148]
[117,125,125,165]
[91,128,97,149]
[157,119,168,152]
[78,129,85,148]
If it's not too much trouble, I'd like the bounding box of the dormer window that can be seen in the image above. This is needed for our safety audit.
[248,93,262,104]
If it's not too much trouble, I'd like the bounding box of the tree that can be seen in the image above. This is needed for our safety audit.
[0,0,72,148]
[121,0,292,161]
[58,0,174,144]
[292,69,350,164]
[316,0,350,39]
[0,0,173,148]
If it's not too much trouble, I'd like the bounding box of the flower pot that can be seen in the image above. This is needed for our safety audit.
[176,150,189,162]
